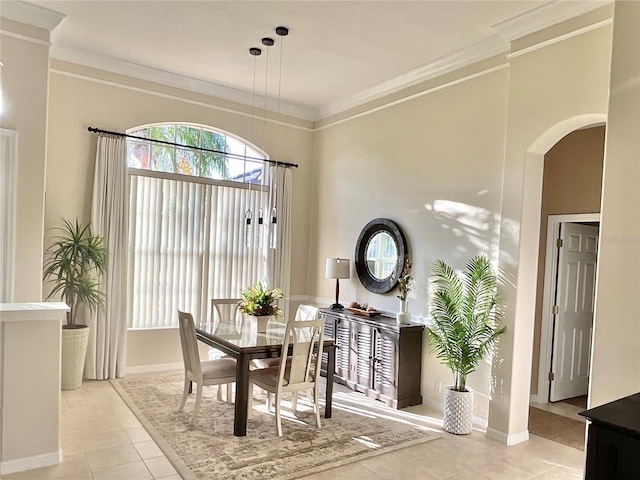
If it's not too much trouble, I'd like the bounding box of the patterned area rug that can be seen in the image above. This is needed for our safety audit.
[112,372,441,480]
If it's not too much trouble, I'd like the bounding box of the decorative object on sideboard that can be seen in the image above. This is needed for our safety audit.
[427,255,506,434]
[395,254,414,325]
[325,258,350,310]
[347,301,381,317]
[355,218,407,294]
[43,219,109,391]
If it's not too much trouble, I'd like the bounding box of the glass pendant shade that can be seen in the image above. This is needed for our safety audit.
[269,206,277,249]
[244,210,253,248]
[256,208,264,249]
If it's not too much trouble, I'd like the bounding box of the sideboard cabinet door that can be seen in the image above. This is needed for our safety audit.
[320,308,423,409]
[373,327,398,400]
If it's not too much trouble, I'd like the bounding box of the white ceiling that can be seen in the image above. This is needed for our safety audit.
[17,1,608,121]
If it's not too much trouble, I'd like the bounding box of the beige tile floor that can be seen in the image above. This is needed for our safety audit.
[5,378,585,480]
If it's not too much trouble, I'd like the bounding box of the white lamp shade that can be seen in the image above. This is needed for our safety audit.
[325,258,350,279]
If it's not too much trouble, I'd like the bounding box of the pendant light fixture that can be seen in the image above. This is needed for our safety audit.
[244,45,262,248]
[257,35,274,250]
[270,26,288,250]
[243,26,290,251]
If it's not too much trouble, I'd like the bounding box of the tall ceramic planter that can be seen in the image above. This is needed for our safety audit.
[61,324,90,391]
[443,386,474,434]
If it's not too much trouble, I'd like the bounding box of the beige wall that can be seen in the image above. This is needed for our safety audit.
[0,303,68,473]
[589,0,640,408]
[0,18,51,301]
[530,126,605,395]
[489,21,612,441]
[45,62,315,366]
[313,66,510,423]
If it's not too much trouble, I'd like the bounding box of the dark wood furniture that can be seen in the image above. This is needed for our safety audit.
[195,319,336,437]
[320,308,423,409]
[579,393,640,479]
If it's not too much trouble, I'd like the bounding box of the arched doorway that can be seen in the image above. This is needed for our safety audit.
[516,113,607,439]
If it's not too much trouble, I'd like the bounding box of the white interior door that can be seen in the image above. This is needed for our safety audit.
[550,222,598,402]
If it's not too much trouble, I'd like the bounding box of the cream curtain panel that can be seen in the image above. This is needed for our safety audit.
[86,135,129,380]
[266,165,292,321]
[128,175,270,328]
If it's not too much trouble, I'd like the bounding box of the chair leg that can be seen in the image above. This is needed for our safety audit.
[291,393,297,412]
[226,382,233,403]
[313,386,322,429]
[216,384,224,401]
[191,383,203,426]
[275,392,283,437]
[179,375,190,412]
[266,392,273,412]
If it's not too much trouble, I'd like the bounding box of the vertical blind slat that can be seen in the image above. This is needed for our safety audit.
[128,174,268,328]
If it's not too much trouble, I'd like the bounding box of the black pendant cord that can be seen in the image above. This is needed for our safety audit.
[87,127,298,169]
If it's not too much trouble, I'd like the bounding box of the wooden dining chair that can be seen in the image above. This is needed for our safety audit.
[252,304,320,369]
[177,310,237,425]
[248,314,325,436]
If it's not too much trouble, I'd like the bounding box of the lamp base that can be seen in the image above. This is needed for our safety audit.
[330,303,344,310]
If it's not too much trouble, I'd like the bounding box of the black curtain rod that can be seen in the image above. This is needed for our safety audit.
[87,127,299,169]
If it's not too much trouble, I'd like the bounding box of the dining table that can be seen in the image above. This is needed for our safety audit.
[195,316,336,437]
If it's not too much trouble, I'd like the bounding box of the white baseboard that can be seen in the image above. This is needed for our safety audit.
[0,449,62,475]
[486,427,530,445]
[125,362,183,375]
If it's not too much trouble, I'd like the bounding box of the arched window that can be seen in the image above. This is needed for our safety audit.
[126,123,271,329]
[126,123,268,184]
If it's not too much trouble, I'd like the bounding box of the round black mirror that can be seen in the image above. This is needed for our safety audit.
[355,218,407,294]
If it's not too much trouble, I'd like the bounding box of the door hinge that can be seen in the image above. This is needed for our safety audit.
[552,305,559,315]
[557,238,563,248]
[548,372,555,381]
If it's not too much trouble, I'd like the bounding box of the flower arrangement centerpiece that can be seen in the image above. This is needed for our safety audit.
[396,255,415,302]
[238,282,284,317]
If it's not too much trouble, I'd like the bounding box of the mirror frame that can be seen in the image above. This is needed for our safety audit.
[354,218,407,294]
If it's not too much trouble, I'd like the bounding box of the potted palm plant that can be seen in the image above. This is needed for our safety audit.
[427,255,506,434]
[43,219,108,390]
[238,282,284,333]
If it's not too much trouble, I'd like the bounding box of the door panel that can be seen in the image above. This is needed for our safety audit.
[550,222,598,402]
[334,317,351,379]
[351,322,373,388]
[373,328,397,398]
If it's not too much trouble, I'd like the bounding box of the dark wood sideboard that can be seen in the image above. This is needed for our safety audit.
[579,393,640,479]
[319,308,423,409]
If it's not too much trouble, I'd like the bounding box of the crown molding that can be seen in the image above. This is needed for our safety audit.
[492,0,612,42]
[50,45,317,122]
[317,34,508,120]
[42,0,613,123]
[0,0,66,32]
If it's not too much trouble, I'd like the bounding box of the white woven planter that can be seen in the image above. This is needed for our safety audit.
[61,325,90,391]
[443,386,474,435]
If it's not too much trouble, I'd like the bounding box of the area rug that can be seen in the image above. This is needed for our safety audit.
[111,372,441,480]
[529,406,585,450]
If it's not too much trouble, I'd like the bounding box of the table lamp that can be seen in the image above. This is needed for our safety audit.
[325,258,350,310]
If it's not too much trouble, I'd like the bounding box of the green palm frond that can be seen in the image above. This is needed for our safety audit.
[426,255,505,392]
[43,219,109,326]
